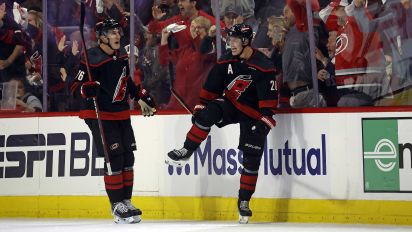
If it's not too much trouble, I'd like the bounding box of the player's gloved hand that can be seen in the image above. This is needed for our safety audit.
[81,81,100,99]
[251,116,276,135]
[137,87,156,117]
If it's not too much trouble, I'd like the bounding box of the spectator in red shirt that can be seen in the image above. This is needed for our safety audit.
[149,0,223,51]
[149,0,223,110]
[159,15,216,110]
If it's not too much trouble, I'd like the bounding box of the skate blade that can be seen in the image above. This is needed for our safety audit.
[114,216,135,224]
[238,215,249,224]
[165,157,187,168]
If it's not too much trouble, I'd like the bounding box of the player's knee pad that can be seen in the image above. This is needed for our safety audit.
[239,121,266,156]
[242,153,262,172]
[239,139,266,158]
[123,151,135,170]
[194,101,223,128]
[106,155,124,173]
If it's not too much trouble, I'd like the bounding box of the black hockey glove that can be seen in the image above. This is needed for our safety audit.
[251,116,276,135]
[137,87,156,117]
[81,81,100,99]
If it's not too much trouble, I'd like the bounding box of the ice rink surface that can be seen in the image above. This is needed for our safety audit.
[1,219,412,232]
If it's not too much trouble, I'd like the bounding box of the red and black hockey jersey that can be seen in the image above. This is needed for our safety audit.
[70,46,138,120]
[199,49,278,119]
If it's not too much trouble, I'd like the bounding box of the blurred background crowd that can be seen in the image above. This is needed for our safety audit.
[0,0,411,113]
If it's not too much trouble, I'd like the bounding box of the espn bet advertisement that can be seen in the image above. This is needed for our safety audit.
[362,118,412,192]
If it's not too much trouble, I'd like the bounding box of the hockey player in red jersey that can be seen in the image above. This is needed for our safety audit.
[70,19,156,224]
[166,23,277,224]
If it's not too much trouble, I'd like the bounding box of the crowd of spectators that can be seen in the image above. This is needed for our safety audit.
[0,0,411,113]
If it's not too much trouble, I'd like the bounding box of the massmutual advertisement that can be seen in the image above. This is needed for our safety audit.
[362,118,412,193]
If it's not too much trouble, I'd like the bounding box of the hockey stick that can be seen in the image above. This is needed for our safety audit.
[170,88,193,114]
[80,1,113,175]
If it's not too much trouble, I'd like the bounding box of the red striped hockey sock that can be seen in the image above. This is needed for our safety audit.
[185,124,210,147]
[123,169,134,200]
[239,171,258,201]
[104,173,124,203]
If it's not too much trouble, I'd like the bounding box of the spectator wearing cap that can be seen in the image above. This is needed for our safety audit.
[222,4,244,30]
[199,4,245,54]
[212,1,259,47]
[212,0,256,29]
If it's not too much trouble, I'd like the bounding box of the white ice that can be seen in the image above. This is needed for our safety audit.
[1,219,412,232]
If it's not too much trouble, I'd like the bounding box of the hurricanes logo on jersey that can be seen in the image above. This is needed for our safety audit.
[112,67,128,102]
[335,33,348,56]
[226,75,252,100]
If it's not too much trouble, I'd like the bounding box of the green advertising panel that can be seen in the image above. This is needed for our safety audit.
[362,119,400,192]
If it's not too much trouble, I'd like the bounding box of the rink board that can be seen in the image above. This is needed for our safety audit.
[1,111,412,225]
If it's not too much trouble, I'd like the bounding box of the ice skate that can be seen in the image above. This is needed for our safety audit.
[165,148,193,167]
[238,200,252,224]
[123,199,142,223]
[111,201,135,224]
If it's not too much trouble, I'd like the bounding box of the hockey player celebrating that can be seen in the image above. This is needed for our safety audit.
[166,23,277,224]
[70,19,156,224]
